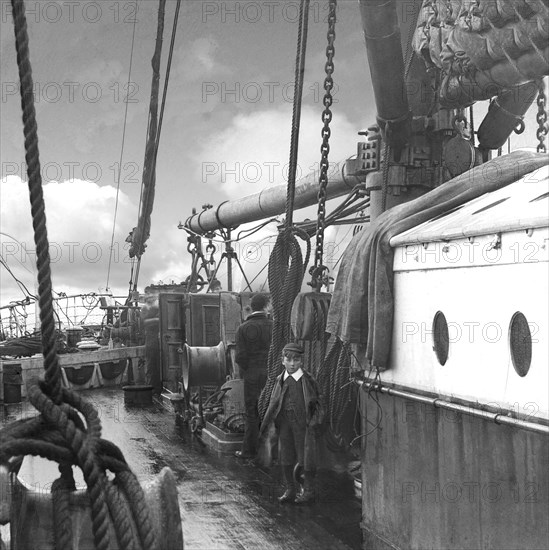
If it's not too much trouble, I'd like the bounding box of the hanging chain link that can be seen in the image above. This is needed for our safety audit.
[206,238,216,279]
[312,0,336,288]
[536,80,548,154]
[452,108,469,139]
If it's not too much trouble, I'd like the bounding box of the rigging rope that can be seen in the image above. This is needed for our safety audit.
[258,229,306,419]
[128,0,166,294]
[284,0,310,230]
[0,253,36,299]
[155,0,182,161]
[128,0,181,301]
[258,0,311,418]
[129,0,181,294]
[2,2,157,548]
[106,0,139,291]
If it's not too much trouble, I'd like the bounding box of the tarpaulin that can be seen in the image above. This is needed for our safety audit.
[326,150,549,371]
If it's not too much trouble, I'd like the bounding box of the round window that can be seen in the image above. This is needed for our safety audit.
[509,312,532,377]
[432,311,449,365]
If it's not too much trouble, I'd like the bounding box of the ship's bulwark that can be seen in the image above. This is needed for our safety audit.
[360,392,549,550]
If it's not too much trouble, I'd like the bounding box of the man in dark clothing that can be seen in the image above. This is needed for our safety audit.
[234,293,273,459]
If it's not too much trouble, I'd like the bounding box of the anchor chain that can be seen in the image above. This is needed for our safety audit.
[536,80,548,154]
[311,0,337,291]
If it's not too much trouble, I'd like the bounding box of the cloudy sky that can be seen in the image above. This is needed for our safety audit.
[0,0,543,306]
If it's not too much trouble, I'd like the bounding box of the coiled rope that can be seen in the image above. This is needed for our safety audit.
[316,337,355,447]
[258,229,307,419]
[1,1,156,548]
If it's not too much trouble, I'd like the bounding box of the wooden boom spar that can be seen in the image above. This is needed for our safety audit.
[184,158,359,234]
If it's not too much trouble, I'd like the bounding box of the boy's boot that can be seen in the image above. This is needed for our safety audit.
[278,465,297,504]
[295,470,315,504]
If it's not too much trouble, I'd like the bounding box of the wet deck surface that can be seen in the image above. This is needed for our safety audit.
[4,388,362,550]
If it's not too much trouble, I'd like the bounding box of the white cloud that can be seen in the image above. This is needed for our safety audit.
[72,59,125,88]
[0,176,188,306]
[194,104,359,197]
[175,37,232,82]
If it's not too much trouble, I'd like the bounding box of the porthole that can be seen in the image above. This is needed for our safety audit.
[509,312,532,377]
[432,311,449,365]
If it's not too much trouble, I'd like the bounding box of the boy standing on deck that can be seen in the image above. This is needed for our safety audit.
[260,342,324,504]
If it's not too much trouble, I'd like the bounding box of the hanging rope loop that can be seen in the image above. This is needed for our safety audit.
[259,0,312,416]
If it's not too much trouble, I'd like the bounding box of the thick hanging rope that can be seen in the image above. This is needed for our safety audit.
[2,2,157,548]
[9,0,61,404]
[284,0,310,229]
[258,0,311,419]
[258,229,306,418]
[128,0,167,299]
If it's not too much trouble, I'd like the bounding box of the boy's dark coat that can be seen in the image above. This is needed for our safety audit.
[258,369,325,468]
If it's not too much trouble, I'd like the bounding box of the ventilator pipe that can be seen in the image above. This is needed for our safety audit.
[184,159,357,234]
[477,81,538,150]
[359,0,412,157]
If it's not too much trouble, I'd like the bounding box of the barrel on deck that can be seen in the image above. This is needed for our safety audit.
[66,326,83,347]
[3,363,22,404]
[123,384,154,406]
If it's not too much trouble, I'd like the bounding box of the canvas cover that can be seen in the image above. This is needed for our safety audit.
[325,150,549,371]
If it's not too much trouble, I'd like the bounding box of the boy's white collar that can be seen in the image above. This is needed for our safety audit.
[283,368,304,381]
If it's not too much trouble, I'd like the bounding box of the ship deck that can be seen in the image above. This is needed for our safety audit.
[2,387,362,550]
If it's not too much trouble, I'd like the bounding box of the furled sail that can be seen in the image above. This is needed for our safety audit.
[129,0,166,259]
[413,0,549,107]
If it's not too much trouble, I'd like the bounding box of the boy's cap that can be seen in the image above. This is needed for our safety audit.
[282,342,304,354]
[250,294,268,311]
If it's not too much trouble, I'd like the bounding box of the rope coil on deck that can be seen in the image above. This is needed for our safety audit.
[0,1,159,548]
